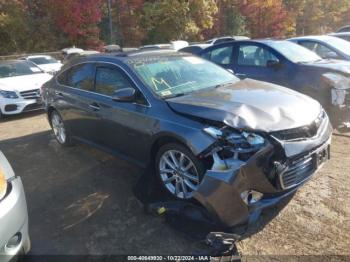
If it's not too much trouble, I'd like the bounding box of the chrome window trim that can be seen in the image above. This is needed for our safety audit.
[55,60,151,108]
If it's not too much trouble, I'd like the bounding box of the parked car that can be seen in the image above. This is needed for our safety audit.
[178,43,211,55]
[42,50,332,228]
[337,25,350,33]
[61,47,84,63]
[199,39,350,128]
[63,50,100,64]
[289,35,350,61]
[329,32,350,42]
[0,60,52,118]
[21,55,63,74]
[205,36,250,45]
[0,151,30,259]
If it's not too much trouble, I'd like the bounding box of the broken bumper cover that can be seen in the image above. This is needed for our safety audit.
[194,116,333,228]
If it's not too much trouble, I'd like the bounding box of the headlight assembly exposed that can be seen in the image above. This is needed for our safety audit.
[0,90,19,99]
[322,73,350,106]
[322,73,350,90]
[203,126,265,171]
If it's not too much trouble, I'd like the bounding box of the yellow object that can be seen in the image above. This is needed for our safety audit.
[157,207,167,215]
[0,166,7,200]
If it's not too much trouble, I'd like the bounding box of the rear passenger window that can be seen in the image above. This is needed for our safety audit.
[238,44,279,67]
[65,63,95,91]
[95,67,134,96]
[204,46,233,65]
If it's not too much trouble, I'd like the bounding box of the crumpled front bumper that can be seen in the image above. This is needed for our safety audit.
[194,116,333,228]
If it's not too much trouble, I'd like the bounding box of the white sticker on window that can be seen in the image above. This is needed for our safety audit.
[161,90,172,96]
[183,56,204,64]
[30,67,41,72]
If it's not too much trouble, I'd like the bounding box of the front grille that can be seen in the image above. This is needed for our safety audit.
[279,156,315,189]
[20,89,40,100]
[271,110,326,141]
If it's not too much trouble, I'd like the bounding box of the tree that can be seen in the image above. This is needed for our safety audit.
[239,0,290,38]
[205,0,247,39]
[143,0,218,43]
[0,0,28,54]
[112,0,145,47]
[48,0,103,49]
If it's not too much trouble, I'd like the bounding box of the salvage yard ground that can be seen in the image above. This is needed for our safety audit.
[0,112,349,256]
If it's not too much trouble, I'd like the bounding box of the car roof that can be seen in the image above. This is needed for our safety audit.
[71,49,184,64]
[289,35,338,41]
[0,59,29,65]
[330,32,350,36]
[337,25,350,32]
[26,55,52,59]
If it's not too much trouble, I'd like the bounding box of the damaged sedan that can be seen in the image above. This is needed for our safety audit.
[199,40,350,129]
[41,50,332,229]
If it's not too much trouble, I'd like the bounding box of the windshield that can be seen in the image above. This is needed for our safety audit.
[28,56,58,65]
[130,56,239,98]
[268,41,321,63]
[324,36,350,56]
[0,61,43,78]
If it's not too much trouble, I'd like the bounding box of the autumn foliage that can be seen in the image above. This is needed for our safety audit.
[0,0,350,55]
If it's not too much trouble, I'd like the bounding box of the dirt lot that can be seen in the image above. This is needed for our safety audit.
[0,112,349,257]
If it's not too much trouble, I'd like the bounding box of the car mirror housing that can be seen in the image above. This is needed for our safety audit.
[112,88,136,102]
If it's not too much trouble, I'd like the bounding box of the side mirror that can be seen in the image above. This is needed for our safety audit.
[112,88,136,102]
[266,60,282,70]
[324,51,339,59]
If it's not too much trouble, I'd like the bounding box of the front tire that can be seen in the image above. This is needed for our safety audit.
[155,143,205,200]
[50,110,73,146]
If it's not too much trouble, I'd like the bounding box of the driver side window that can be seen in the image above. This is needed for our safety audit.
[238,44,279,67]
[95,67,134,96]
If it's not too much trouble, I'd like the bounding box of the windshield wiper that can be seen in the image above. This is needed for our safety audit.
[214,81,236,89]
[164,93,186,99]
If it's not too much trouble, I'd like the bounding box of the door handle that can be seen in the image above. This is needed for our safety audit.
[89,103,100,111]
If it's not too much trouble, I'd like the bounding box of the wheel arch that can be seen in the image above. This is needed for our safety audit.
[148,131,215,166]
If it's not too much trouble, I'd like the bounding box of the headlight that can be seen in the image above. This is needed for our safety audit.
[203,126,265,171]
[0,166,7,200]
[322,73,350,90]
[0,90,19,99]
[204,126,265,146]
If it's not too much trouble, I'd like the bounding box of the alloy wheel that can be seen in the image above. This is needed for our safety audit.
[51,113,66,144]
[159,149,200,199]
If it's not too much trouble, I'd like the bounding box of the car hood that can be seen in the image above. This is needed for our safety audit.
[0,73,52,92]
[301,59,350,75]
[166,79,321,132]
[37,63,62,72]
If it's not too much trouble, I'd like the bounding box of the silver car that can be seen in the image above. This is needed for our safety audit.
[0,151,30,260]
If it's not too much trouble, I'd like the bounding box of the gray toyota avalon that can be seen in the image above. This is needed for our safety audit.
[41,50,332,228]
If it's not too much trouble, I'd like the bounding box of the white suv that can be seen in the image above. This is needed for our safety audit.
[0,60,52,118]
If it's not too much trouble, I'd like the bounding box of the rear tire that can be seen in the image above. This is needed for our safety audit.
[50,110,73,146]
[155,143,205,200]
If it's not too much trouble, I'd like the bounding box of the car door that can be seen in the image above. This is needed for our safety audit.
[232,42,288,85]
[54,62,100,142]
[91,63,151,163]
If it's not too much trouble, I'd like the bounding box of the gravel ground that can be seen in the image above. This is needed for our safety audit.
[0,111,349,258]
